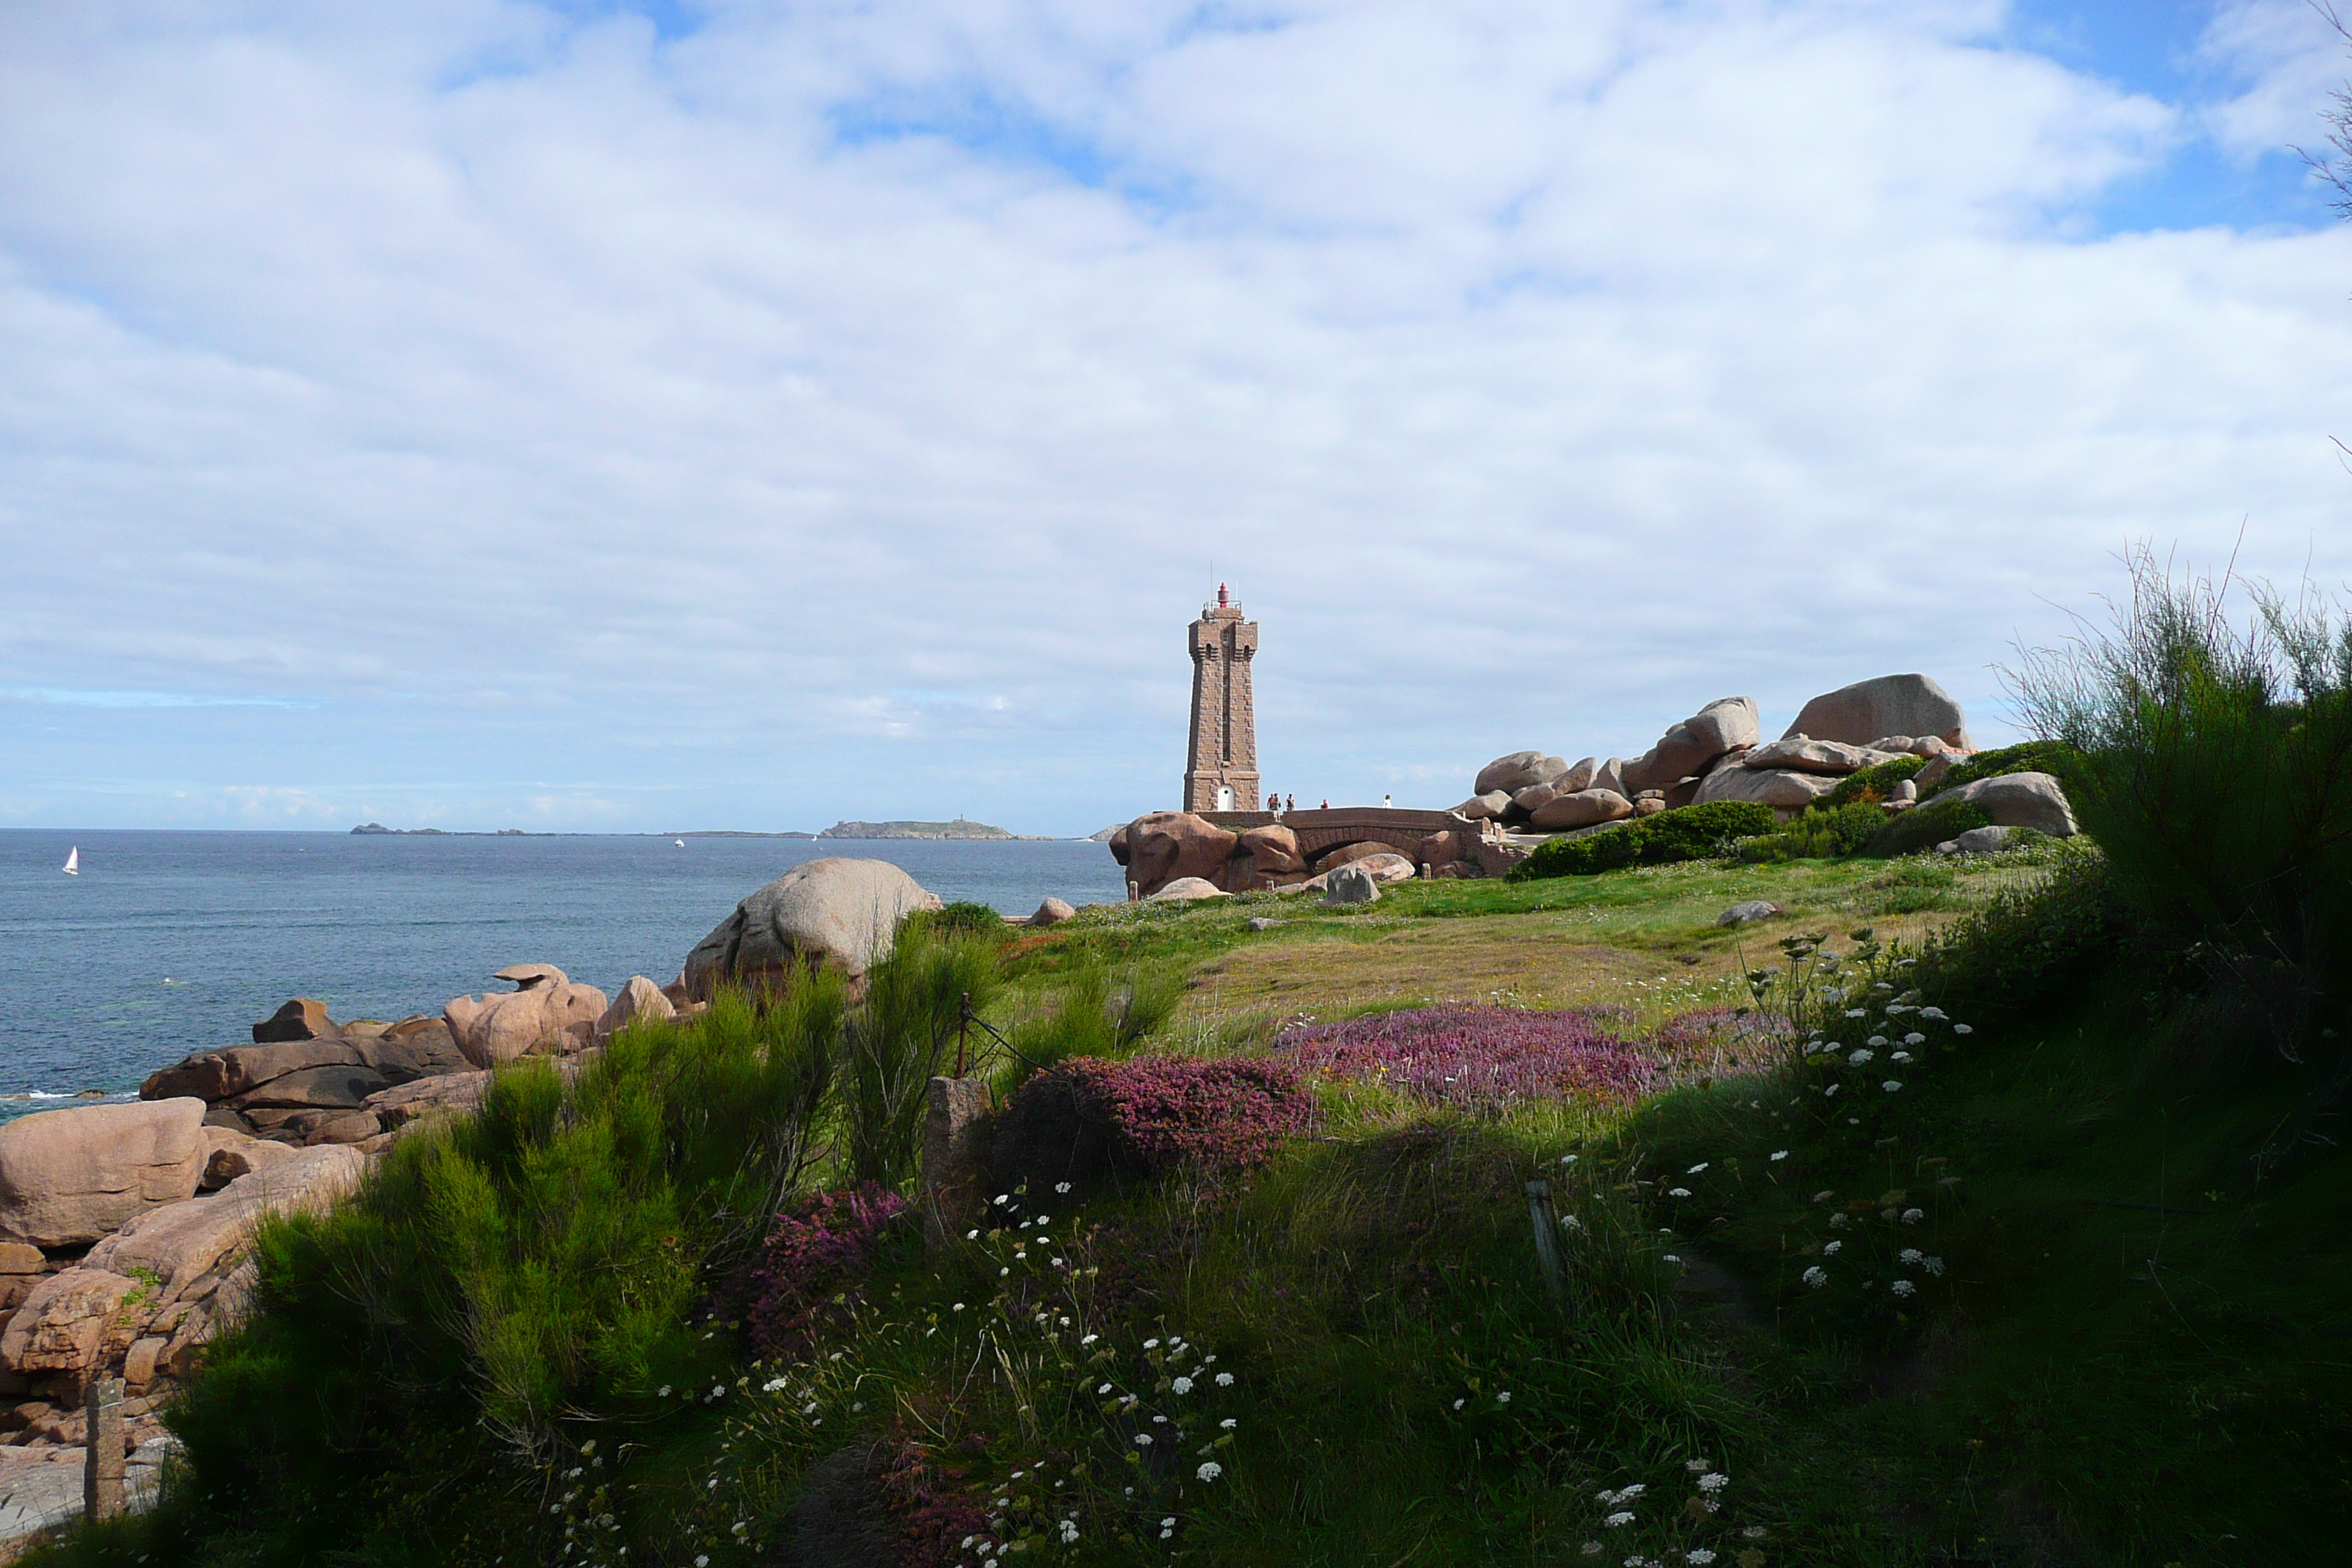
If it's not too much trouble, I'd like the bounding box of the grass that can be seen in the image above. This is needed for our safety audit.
[31,837,2349,1568]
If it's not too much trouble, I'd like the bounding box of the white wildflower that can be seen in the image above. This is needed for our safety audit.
[1918,1006,1946,1020]
[1828,1212,1849,1228]
[1867,1036,1888,1048]
[1453,1398,1466,1410]
[1902,1207,1926,1224]
[1145,1338,1160,1349]
[1924,1255,1946,1275]
[1196,1461,1224,1482]
[1097,1384,1112,1395]
[1953,1023,1973,1035]
[1663,1254,1681,1264]
[993,1194,1009,1205]
[1899,1248,1923,1266]
[1496,1392,1512,1404]
[1848,1049,1874,1066]
[1697,1472,1728,1492]
[1824,1083,1841,1097]
[657,1385,672,1398]
[1743,1526,1768,1539]
[1770,1150,1789,1161]
[1055,1181,1072,1194]
[1668,1187,1692,1199]
[1689,1553,1717,1566]
[1215,1372,1235,1387]
[1684,1458,1710,1473]
[1605,1511,1636,1528]
[1220,1418,1237,1429]
[1802,1265,1828,1289]
[1883,1079,1903,1093]
[1812,1190,1834,1203]
[1891,1051,1914,1064]
[1844,1009,1867,1018]
[1686,1163,1709,1174]
[1904,1032,1926,1046]
[1172,1376,1194,1395]
[1891,1278,1918,1297]
[1823,1240,1842,1256]
[1134,1434,1152,1447]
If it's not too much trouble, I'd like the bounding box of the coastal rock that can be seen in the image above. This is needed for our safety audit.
[1317,840,1402,872]
[445,976,608,1068]
[1349,852,1418,884]
[225,1063,390,1112]
[1145,878,1227,902]
[1454,791,1513,821]
[1105,823,1131,864]
[1322,864,1382,906]
[1240,824,1305,875]
[682,859,944,998]
[1510,782,1561,815]
[1741,736,1907,775]
[141,1038,364,1104]
[350,1022,469,1083]
[1113,813,1240,900]
[1954,826,2019,853]
[1718,901,1782,927]
[1633,797,1666,816]
[251,999,336,1044]
[86,1147,365,1308]
[0,1100,207,1249]
[492,963,568,990]
[1555,757,1600,794]
[202,1131,295,1191]
[1694,766,1840,810]
[1474,752,1567,796]
[1529,789,1635,830]
[1921,772,2076,837]
[1915,753,1959,793]
[365,1071,491,1134]
[1625,697,1757,793]
[1783,674,1969,749]
[0,1269,135,1375]
[595,976,677,1039]
[1590,758,1629,799]
[1028,897,1077,928]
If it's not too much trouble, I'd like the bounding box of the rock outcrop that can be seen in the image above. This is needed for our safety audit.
[1694,766,1841,810]
[595,975,677,1039]
[1741,736,1907,774]
[682,859,942,999]
[1111,813,1242,900]
[1783,674,1969,750]
[1529,789,1635,830]
[251,998,336,1042]
[1323,864,1382,906]
[1027,897,1077,928]
[445,965,608,1067]
[1919,772,2077,837]
[1624,697,1758,794]
[0,1100,208,1249]
[1474,752,1567,796]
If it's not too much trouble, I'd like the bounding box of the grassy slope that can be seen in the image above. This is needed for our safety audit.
[34,850,2350,1567]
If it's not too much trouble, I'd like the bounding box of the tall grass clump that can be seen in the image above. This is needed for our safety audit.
[2009,546,2352,1039]
[999,965,1180,1089]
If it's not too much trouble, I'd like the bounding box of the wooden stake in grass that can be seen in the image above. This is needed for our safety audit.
[1524,1180,1575,1316]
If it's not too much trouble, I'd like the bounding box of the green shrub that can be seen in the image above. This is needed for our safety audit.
[1737,801,1890,862]
[1822,753,1926,807]
[1511,801,1777,879]
[1863,796,1994,857]
[2008,548,2352,1024]
[155,981,850,1561]
[843,930,1002,1186]
[915,900,1011,939]
[1935,739,2078,794]
[998,965,1180,1090]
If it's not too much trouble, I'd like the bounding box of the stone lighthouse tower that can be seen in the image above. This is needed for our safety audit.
[1184,584,1259,814]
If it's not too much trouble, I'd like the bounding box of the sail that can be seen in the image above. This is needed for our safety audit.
[62,848,78,875]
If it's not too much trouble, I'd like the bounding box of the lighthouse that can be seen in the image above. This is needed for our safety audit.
[1183,584,1260,814]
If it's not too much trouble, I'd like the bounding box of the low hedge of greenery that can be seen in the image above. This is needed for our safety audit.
[1736,802,1889,862]
[1820,753,1926,808]
[1511,800,1776,880]
[1937,739,2076,793]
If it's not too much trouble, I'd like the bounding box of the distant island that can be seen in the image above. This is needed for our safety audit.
[352,824,536,836]
[818,818,1046,840]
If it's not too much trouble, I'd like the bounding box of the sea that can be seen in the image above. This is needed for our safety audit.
[0,831,1126,1117]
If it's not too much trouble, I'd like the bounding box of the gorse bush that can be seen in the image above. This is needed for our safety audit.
[845,931,1002,1185]
[1821,753,1926,808]
[1000,965,1180,1090]
[2010,549,2352,1037]
[1737,801,1889,863]
[1512,800,1776,879]
[1863,795,1992,857]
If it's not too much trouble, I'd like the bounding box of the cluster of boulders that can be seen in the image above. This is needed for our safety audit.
[1460,674,1980,827]
[1106,812,1515,903]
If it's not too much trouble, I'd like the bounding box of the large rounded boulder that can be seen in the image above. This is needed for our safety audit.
[1783,674,1969,749]
[1118,813,1241,898]
[1919,772,2077,837]
[445,964,609,1067]
[0,1099,208,1248]
[682,859,943,1000]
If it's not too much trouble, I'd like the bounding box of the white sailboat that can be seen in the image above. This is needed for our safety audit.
[61,848,78,875]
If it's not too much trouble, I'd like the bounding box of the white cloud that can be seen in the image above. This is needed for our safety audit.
[1,0,2348,831]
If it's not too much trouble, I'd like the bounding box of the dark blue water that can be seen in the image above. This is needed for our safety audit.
[0,832,1125,1108]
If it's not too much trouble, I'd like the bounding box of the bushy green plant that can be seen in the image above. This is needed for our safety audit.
[916,900,1012,939]
[1934,738,2077,794]
[1737,802,1890,862]
[1863,796,1993,857]
[844,930,1003,1185]
[2008,549,2352,1033]
[1822,753,1926,807]
[1511,801,1776,880]
[151,983,848,1562]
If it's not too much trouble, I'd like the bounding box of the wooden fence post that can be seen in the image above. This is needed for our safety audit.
[1524,1180,1574,1315]
[84,1376,124,1522]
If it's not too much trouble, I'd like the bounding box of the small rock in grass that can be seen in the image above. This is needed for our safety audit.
[1717,900,1782,927]
[1247,916,1278,932]
[1953,826,2018,854]
[1322,864,1382,907]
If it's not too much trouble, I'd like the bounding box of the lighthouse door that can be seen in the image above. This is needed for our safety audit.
[1215,785,1235,812]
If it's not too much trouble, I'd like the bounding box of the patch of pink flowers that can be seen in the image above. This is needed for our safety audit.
[1277,1005,1663,1111]
[1060,1056,1314,1172]
[739,1182,907,1361]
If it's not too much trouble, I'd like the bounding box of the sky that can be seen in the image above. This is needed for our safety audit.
[1,0,2348,837]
